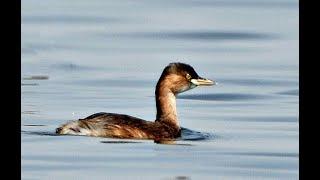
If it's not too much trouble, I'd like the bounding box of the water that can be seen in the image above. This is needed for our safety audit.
[21,0,299,179]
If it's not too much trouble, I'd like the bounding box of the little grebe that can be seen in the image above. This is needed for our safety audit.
[56,62,215,140]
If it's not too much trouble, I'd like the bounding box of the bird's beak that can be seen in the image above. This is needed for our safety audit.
[191,77,216,86]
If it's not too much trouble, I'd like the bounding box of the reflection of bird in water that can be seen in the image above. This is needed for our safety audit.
[56,63,215,140]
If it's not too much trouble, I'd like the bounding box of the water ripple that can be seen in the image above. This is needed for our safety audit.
[50,63,101,71]
[22,15,121,24]
[183,0,298,8]
[180,127,214,140]
[23,124,46,127]
[101,140,142,144]
[22,130,60,136]
[222,78,298,86]
[219,151,298,158]
[223,116,298,123]
[277,89,299,96]
[107,31,275,41]
[178,93,269,101]
[22,75,49,80]
[146,31,270,40]
[74,79,151,87]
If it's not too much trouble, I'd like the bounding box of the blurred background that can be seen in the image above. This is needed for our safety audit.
[22,0,298,179]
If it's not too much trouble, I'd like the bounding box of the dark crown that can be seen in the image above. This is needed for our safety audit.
[162,62,200,79]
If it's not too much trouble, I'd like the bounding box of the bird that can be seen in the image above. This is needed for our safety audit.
[56,62,215,141]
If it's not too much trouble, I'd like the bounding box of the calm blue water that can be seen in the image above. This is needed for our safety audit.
[21,0,299,179]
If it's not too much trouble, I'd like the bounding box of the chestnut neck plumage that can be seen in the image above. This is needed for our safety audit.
[155,76,181,130]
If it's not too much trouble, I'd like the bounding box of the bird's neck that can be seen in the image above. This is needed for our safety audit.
[155,79,179,129]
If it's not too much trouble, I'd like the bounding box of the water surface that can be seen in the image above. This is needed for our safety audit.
[22,0,298,179]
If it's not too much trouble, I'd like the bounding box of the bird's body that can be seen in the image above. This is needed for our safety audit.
[56,62,215,140]
[56,112,180,140]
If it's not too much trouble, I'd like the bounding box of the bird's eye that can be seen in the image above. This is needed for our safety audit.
[186,73,191,80]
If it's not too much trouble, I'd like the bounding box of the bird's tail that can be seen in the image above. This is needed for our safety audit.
[56,120,94,136]
[56,121,81,135]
